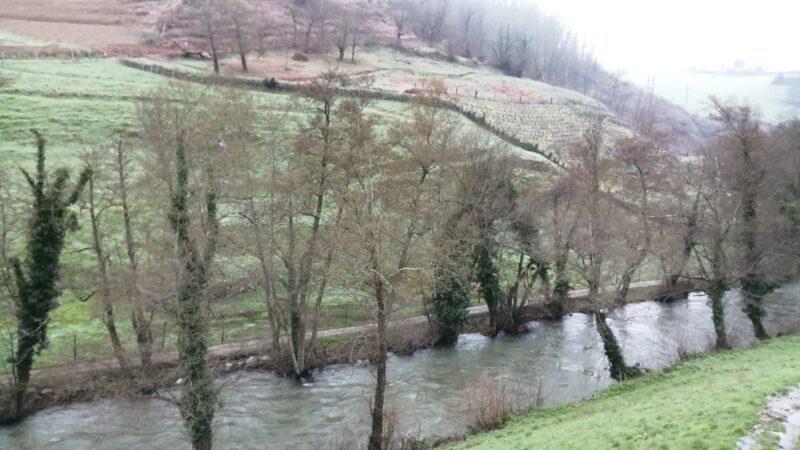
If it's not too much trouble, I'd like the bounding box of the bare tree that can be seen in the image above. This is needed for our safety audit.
[83,150,132,377]
[389,0,412,47]
[185,0,225,74]
[113,142,154,368]
[688,146,740,348]
[332,7,352,62]
[224,0,252,72]
[415,0,449,45]
[332,92,441,450]
[568,120,643,380]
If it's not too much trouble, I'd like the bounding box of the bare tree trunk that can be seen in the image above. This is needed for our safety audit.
[616,170,652,303]
[116,143,153,368]
[234,19,248,72]
[290,9,299,49]
[367,258,388,450]
[205,17,220,74]
[287,94,334,378]
[304,21,314,53]
[88,173,131,377]
[351,28,359,63]
[247,198,282,358]
[667,193,700,296]
[306,203,344,358]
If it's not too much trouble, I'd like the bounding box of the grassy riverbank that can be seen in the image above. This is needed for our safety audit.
[452,334,800,449]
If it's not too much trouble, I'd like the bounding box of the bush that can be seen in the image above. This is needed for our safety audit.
[138,32,158,45]
[263,78,279,90]
[291,53,309,62]
[466,375,509,431]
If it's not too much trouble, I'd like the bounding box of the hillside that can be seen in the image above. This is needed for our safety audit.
[0,0,717,155]
[137,47,636,162]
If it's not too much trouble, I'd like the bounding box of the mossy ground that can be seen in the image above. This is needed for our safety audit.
[451,334,800,450]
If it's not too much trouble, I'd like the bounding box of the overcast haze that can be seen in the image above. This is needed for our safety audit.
[535,0,800,76]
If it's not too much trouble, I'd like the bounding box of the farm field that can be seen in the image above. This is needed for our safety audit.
[0,0,171,54]
[0,57,548,164]
[142,48,632,158]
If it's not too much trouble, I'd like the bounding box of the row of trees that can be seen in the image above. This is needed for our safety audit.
[174,0,598,93]
[1,73,798,448]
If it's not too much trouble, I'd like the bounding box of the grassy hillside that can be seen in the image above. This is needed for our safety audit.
[140,48,633,160]
[0,56,545,163]
[0,55,548,371]
[451,334,800,450]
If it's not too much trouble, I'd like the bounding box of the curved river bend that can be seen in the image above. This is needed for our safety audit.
[2,284,800,449]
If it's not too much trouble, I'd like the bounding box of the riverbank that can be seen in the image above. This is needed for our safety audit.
[449,334,800,449]
[0,281,663,423]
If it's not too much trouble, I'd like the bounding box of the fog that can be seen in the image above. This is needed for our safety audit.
[534,0,800,75]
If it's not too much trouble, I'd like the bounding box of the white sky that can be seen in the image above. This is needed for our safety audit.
[533,0,800,75]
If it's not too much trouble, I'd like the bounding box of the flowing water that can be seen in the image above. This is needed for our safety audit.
[2,284,800,449]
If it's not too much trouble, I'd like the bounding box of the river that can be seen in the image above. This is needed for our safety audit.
[2,283,799,449]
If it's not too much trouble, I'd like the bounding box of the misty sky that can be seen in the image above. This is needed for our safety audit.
[534,0,800,76]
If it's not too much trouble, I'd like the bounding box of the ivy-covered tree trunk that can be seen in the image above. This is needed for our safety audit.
[474,243,501,334]
[734,108,770,340]
[707,279,728,349]
[170,137,218,450]
[552,251,570,303]
[742,274,770,340]
[430,272,470,344]
[8,131,90,420]
[594,311,637,381]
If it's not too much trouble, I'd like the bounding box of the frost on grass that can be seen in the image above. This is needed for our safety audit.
[737,385,800,450]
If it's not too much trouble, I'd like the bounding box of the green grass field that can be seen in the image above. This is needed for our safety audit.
[452,334,800,450]
[0,56,528,372]
[0,56,651,373]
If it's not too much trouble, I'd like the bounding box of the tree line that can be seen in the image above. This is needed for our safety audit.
[1,73,798,449]
[174,0,598,92]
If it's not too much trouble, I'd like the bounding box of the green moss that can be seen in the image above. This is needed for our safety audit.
[451,335,800,450]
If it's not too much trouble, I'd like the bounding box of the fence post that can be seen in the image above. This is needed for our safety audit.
[161,322,167,349]
[221,321,225,344]
[73,334,77,361]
